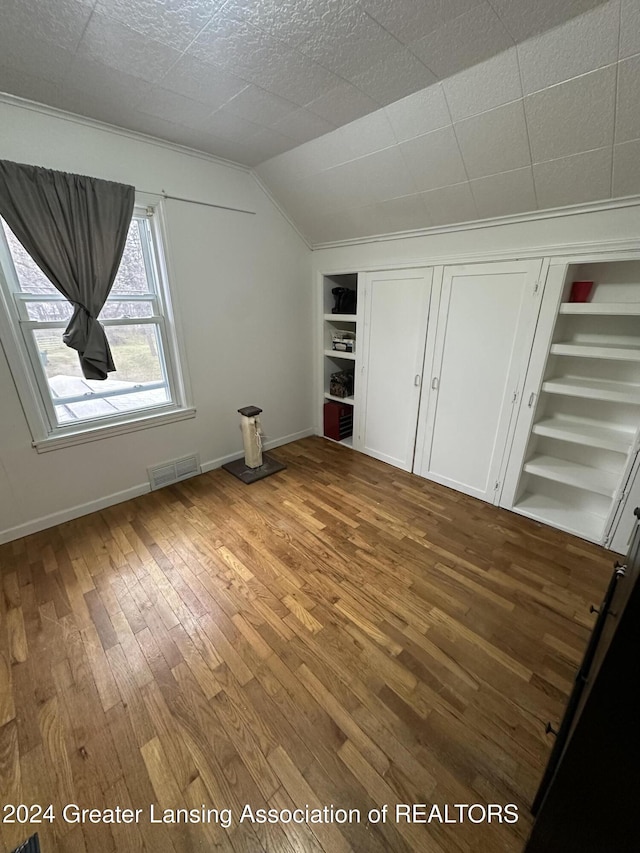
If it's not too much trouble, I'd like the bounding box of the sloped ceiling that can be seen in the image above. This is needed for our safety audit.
[0,0,615,167]
[1,0,638,244]
[257,0,640,244]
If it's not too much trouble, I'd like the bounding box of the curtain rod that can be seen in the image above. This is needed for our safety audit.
[141,190,255,215]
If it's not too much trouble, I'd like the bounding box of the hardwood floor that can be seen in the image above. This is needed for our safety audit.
[0,437,613,853]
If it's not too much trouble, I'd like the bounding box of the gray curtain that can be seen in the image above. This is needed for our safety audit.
[0,160,135,380]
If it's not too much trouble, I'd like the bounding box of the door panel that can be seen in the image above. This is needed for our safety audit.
[357,268,432,471]
[415,260,543,502]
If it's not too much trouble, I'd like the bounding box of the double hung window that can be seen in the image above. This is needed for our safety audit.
[0,205,192,449]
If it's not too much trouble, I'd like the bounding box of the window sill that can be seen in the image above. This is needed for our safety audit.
[32,406,197,453]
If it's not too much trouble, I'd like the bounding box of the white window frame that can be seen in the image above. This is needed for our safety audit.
[0,198,195,452]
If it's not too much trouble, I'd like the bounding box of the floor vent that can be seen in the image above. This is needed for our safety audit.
[148,454,201,490]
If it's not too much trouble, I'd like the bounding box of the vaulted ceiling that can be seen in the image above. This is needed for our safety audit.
[1,0,638,244]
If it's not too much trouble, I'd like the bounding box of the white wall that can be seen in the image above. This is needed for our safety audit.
[0,99,312,543]
[312,203,640,274]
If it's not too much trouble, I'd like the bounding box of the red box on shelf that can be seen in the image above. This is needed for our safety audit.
[324,401,353,441]
[569,280,594,302]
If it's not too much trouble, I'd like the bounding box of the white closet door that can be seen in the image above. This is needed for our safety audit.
[415,260,543,502]
[356,268,432,471]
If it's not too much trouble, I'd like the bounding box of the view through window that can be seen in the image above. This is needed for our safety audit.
[0,213,177,431]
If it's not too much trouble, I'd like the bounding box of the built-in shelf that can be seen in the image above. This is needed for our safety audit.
[324,348,356,360]
[532,416,635,454]
[550,342,640,361]
[324,313,357,322]
[523,454,620,497]
[514,492,607,542]
[324,393,354,404]
[559,303,640,315]
[542,376,640,405]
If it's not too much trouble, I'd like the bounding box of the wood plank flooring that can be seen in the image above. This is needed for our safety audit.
[0,437,613,853]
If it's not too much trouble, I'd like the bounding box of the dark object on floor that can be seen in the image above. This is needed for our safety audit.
[222,453,286,483]
[525,513,640,853]
[11,835,41,853]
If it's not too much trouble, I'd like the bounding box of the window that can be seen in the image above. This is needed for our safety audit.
[0,204,193,450]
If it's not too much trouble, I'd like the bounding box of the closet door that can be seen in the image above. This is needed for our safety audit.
[356,268,432,471]
[415,260,543,502]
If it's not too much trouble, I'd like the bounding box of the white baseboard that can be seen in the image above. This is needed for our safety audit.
[0,428,314,545]
[200,427,315,473]
[0,483,150,545]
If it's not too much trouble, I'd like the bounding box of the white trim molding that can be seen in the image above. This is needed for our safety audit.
[33,406,197,453]
[0,483,150,545]
[0,91,252,175]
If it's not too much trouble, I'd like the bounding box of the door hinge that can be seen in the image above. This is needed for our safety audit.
[494,480,500,491]
[533,281,540,294]
[512,391,518,404]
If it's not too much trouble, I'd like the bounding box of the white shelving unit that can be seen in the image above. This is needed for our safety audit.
[320,273,358,447]
[508,260,640,545]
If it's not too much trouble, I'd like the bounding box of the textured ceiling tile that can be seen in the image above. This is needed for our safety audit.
[408,3,513,79]
[470,166,536,217]
[384,84,451,143]
[239,49,344,107]
[620,0,640,59]
[615,55,640,143]
[222,86,298,126]
[613,139,640,195]
[360,0,481,46]
[454,100,530,179]
[255,149,313,185]
[1,0,93,52]
[95,0,220,51]
[223,0,352,49]
[137,88,216,127]
[308,208,367,244]
[200,110,263,142]
[305,81,379,126]
[0,64,63,108]
[187,9,287,78]
[419,182,478,225]
[304,110,397,169]
[488,0,606,42]
[517,2,619,95]
[77,12,183,83]
[158,56,249,108]
[349,48,437,107]
[202,134,258,166]
[525,65,617,162]
[533,147,612,208]
[0,35,75,85]
[297,4,403,80]
[320,147,417,209]
[443,47,521,121]
[399,126,467,191]
[237,127,298,160]
[314,192,432,241]
[351,193,432,235]
[271,109,336,145]
[63,56,154,107]
[50,89,151,130]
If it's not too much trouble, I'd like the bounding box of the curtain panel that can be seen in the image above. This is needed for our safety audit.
[0,161,135,380]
